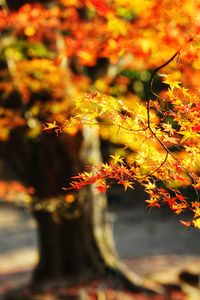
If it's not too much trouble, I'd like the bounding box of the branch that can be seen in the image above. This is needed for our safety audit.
[147,51,180,127]
[146,52,199,193]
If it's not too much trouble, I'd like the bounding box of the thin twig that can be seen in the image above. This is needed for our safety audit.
[141,152,169,179]
[147,51,180,127]
[147,51,198,191]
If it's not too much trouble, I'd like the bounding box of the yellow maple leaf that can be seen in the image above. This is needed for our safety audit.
[110,153,124,164]
[163,75,181,92]
[192,207,200,219]
[143,181,156,190]
[162,123,175,136]
[193,218,200,229]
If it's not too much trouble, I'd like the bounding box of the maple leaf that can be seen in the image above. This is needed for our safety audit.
[64,181,83,191]
[101,163,114,176]
[145,194,161,208]
[95,179,108,193]
[191,201,200,207]
[171,202,187,214]
[192,207,200,219]
[110,153,124,164]
[143,181,156,190]
[164,196,176,207]
[193,218,200,229]
[162,123,175,136]
[120,180,134,191]
[163,75,181,92]
[180,220,192,227]
[78,171,94,181]
[43,121,60,131]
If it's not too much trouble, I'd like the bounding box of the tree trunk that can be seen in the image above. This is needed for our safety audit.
[32,190,114,286]
[31,126,125,285]
[28,127,162,294]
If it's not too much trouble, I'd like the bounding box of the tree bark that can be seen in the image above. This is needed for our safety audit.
[31,127,123,285]
[28,127,162,294]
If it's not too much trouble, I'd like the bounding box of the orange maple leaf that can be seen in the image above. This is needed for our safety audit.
[145,195,161,208]
[43,121,60,131]
[120,180,134,191]
[180,220,192,227]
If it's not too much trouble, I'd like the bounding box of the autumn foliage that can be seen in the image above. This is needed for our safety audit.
[0,0,200,227]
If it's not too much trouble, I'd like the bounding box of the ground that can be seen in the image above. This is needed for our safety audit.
[0,187,200,299]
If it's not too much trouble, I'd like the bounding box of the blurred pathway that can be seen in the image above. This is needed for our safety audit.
[0,197,200,298]
[0,204,37,298]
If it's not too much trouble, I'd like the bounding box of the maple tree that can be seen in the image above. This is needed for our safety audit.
[0,0,200,297]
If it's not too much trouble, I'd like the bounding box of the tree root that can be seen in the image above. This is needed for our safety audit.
[104,258,166,295]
